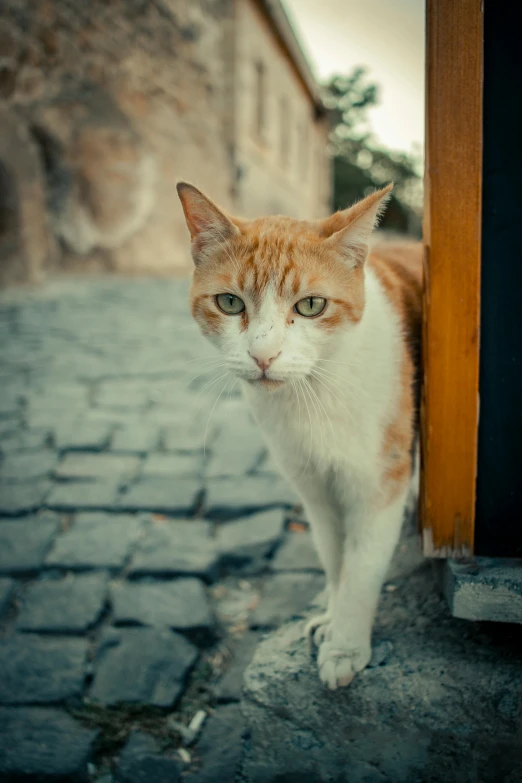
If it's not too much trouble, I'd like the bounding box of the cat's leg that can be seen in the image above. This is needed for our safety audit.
[317,488,408,689]
[289,477,344,645]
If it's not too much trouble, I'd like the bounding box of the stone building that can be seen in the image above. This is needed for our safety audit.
[0,0,331,286]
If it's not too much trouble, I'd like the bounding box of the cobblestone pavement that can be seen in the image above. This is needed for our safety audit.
[0,277,324,782]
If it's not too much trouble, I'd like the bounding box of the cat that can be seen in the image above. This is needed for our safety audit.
[177,181,423,689]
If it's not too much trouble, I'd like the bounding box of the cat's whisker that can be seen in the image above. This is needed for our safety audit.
[177,355,223,370]
[315,358,364,369]
[226,377,240,400]
[301,379,325,476]
[181,363,229,385]
[293,380,308,480]
[310,370,357,429]
[195,368,232,401]
[310,367,348,395]
[312,365,365,397]
[304,376,337,451]
[316,357,402,368]
[291,379,302,429]
[184,362,229,389]
[312,366,365,400]
[129,355,222,381]
[298,378,314,477]
[203,373,232,456]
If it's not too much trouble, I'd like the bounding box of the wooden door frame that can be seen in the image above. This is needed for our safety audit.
[421,0,484,557]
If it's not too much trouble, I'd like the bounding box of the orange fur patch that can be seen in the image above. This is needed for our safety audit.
[369,241,423,506]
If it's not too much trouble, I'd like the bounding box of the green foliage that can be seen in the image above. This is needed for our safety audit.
[323,68,423,236]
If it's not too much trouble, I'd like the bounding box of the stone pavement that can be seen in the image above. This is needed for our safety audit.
[0,277,323,781]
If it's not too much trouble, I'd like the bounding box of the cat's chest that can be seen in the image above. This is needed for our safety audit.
[244,384,379,472]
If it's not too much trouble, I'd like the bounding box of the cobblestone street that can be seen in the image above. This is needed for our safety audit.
[0,277,323,781]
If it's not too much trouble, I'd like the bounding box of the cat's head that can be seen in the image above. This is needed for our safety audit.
[177,182,392,390]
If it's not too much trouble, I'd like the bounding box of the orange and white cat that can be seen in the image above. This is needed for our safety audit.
[177,182,423,689]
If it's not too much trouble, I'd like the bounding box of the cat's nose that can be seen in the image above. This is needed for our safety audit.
[249,351,280,373]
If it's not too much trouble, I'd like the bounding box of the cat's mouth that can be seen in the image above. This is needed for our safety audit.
[248,377,286,390]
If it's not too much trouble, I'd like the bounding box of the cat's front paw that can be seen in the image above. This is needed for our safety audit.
[317,640,371,690]
[304,613,332,649]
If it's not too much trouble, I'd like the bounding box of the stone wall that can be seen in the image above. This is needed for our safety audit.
[0,0,235,283]
[0,0,331,286]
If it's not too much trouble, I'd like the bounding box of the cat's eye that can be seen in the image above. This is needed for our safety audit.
[294,296,327,318]
[216,293,245,315]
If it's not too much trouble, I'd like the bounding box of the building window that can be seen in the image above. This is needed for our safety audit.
[253,60,266,140]
[280,96,290,166]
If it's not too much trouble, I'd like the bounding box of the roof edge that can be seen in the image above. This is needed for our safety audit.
[256,0,325,113]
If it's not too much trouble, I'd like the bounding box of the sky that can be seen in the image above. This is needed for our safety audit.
[283,0,425,155]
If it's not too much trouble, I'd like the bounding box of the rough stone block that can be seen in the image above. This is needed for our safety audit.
[0,417,20,439]
[0,417,20,438]
[0,577,14,618]
[112,424,161,454]
[205,475,298,519]
[111,578,215,643]
[46,480,120,511]
[96,380,151,409]
[46,513,144,571]
[205,416,265,478]
[0,480,50,515]
[27,410,78,434]
[0,707,98,781]
[0,390,20,418]
[444,557,522,623]
[115,731,182,783]
[0,636,87,704]
[249,572,325,628]
[240,567,522,783]
[0,451,57,482]
[185,704,244,783]
[163,420,219,453]
[89,627,198,707]
[55,420,114,451]
[128,521,218,582]
[142,453,203,478]
[26,404,86,433]
[255,450,280,476]
[0,517,59,575]
[55,452,140,481]
[0,428,51,454]
[215,631,262,703]
[271,531,322,572]
[26,384,89,408]
[118,477,201,514]
[16,572,108,633]
[216,509,285,569]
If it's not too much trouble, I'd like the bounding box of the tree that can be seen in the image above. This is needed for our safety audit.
[322,68,423,236]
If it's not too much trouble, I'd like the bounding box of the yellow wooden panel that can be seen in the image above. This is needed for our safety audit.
[421,0,483,556]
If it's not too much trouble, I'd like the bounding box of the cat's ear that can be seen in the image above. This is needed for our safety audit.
[177,182,239,263]
[321,184,393,268]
